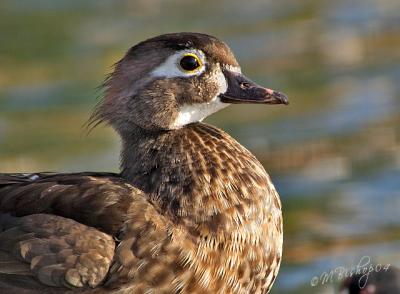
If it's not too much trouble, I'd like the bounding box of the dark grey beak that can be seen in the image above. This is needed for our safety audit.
[219,70,289,105]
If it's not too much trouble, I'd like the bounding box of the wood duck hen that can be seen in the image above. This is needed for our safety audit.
[0,32,288,293]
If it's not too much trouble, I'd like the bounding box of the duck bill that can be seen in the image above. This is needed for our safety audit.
[219,70,289,105]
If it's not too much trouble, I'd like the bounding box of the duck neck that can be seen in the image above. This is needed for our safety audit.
[120,124,204,216]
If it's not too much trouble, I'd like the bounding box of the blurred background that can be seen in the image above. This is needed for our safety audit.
[1,0,399,293]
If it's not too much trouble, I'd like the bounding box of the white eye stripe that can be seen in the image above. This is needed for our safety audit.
[223,64,241,73]
[151,49,206,78]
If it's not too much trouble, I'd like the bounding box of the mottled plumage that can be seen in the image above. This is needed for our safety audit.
[0,33,287,293]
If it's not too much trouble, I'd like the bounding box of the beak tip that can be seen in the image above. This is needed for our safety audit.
[273,91,289,105]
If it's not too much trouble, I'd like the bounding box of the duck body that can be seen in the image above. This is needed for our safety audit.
[0,33,286,293]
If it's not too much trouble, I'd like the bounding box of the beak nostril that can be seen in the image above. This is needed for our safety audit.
[240,82,252,89]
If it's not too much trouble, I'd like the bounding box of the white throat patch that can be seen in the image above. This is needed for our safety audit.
[170,65,230,129]
[171,97,229,129]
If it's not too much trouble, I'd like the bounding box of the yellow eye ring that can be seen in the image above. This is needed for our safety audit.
[179,53,203,72]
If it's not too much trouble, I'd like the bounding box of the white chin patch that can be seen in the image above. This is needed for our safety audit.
[171,65,230,129]
[171,97,229,129]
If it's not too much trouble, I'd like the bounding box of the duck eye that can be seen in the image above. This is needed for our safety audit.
[179,54,202,72]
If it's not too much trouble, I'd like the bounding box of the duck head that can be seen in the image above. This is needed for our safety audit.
[92,32,288,133]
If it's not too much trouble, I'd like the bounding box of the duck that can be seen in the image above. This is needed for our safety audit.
[0,32,288,293]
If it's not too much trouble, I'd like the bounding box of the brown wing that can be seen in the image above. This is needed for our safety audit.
[0,172,168,293]
[0,172,145,235]
[0,213,115,292]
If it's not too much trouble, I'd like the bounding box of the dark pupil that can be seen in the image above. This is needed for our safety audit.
[180,55,200,71]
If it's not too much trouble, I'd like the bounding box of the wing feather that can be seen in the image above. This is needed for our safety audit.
[0,172,170,292]
[0,172,144,235]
